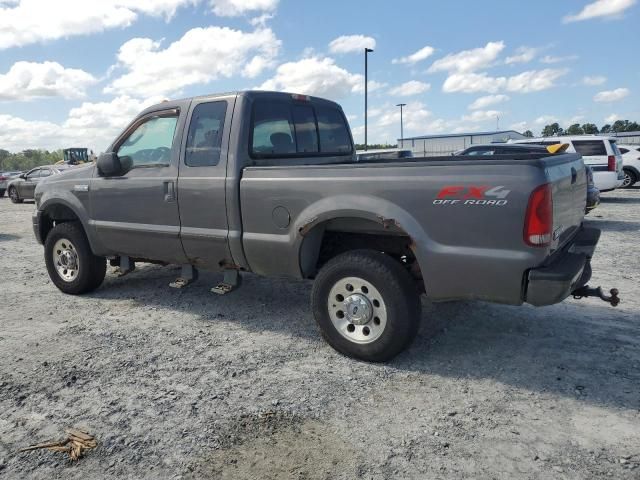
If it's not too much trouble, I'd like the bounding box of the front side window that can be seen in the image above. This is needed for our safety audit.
[117,115,178,167]
[26,169,40,180]
[185,102,227,167]
[573,140,606,156]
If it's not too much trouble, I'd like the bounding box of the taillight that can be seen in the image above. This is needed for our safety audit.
[0,176,6,181]
[524,183,553,247]
[607,155,616,171]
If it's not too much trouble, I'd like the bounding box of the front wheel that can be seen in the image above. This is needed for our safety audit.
[311,250,421,362]
[44,222,106,294]
[622,168,637,188]
[9,187,22,203]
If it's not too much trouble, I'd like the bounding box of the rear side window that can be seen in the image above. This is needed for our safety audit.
[185,101,227,167]
[573,140,606,156]
[250,100,352,158]
[619,148,629,154]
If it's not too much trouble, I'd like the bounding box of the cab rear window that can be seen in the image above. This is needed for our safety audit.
[250,100,352,158]
[572,140,606,156]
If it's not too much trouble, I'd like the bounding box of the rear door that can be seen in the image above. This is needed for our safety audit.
[177,96,235,270]
[572,139,608,169]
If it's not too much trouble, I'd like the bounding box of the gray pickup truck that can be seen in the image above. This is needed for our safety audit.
[33,91,618,361]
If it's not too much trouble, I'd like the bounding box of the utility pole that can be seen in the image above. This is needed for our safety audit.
[364,47,374,150]
[396,103,406,146]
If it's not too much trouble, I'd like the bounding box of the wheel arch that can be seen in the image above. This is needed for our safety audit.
[38,196,97,251]
[295,195,430,291]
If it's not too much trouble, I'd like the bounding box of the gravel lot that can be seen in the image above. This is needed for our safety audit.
[1,188,639,479]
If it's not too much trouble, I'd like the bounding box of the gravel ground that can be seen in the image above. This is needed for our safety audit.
[0,188,639,479]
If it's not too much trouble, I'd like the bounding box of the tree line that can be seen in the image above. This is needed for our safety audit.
[525,119,640,138]
[0,149,64,172]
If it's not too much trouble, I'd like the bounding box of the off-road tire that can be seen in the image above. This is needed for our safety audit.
[44,222,106,294]
[311,249,421,362]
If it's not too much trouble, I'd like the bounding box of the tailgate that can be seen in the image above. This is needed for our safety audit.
[544,154,586,252]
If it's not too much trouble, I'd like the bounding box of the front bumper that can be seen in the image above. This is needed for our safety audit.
[32,210,43,245]
[525,227,600,307]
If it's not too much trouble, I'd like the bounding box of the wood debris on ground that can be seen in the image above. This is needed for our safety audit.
[18,428,97,460]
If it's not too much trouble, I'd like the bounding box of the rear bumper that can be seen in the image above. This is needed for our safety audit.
[525,227,600,307]
[592,171,620,191]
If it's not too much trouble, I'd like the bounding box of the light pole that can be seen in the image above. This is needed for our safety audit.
[364,47,374,150]
[396,103,406,145]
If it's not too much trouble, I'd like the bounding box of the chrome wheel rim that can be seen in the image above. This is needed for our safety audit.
[327,276,387,344]
[622,172,632,187]
[53,238,79,282]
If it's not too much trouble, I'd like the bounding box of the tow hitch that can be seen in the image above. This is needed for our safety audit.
[572,286,620,307]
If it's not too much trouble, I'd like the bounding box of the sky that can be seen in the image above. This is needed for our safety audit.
[0,0,638,152]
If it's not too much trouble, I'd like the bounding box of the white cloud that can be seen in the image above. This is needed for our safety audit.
[392,45,435,65]
[583,75,607,86]
[468,94,510,110]
[428,41,505,73]
[259,57,363,100]
[540,54,578,64]
[506,68,568,93]
[388,80,431,97]
[462,109,502,123]
[510,121,531,132]
[328,34,375,54]
[505,46,539,64]
[594,87,630,102]
[563,0,636,22]
[0,0,196,49]
[0,96,159,152]
[105,26,281,97]
[210,0,278,17]
[535,115,558,125]
[443,72,506,93]
[605,113,619,123]
[0,61,96,101]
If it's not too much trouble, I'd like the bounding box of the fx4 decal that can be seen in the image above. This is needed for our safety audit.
[433,185,511,206]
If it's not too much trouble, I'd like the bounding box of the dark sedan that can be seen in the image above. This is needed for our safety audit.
[7,165,72,203]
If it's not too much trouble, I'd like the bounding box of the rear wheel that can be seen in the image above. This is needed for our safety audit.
[622,168,637,188]
[9,186,22,203]
[311,250,421,362]
[44,222,106,294]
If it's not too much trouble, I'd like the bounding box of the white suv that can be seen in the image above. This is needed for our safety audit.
[512,136,624,191]
[617,144,640,188]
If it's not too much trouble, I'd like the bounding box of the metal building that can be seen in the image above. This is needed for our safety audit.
[397,130,526,156]
[610,130,640,145]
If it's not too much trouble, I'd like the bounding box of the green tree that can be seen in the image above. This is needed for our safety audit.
[565,124,584,135]
[581,123,599,134]
[541,123,563,137]
[600,124,612,134]
[523,130,534,138]
[612,120,630,132]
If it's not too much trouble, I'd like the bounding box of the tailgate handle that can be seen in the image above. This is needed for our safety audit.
[571,167,577,184]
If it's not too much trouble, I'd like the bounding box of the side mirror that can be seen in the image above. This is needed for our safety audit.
[20,173,27,179]
[97,152,132,176]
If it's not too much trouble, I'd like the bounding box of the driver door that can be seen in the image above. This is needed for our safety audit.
[20,168,42,198]
[89,107,188,264]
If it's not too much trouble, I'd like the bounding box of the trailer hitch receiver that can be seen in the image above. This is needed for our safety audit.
[572,285,620,307]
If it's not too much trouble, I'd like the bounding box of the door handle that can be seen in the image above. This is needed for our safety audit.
[164,181,175,202]
[571,167,577,184]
